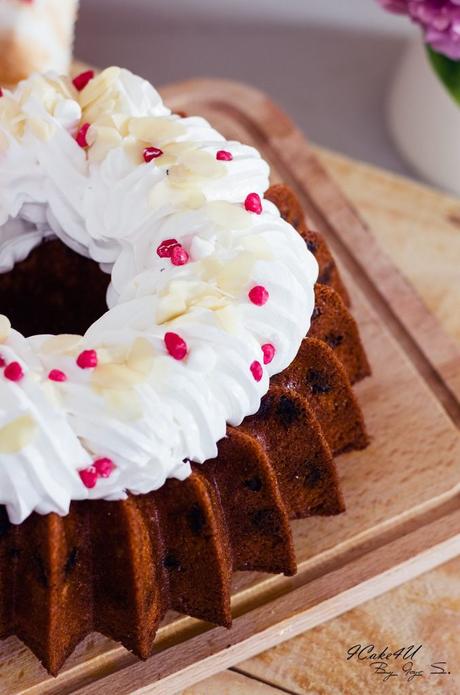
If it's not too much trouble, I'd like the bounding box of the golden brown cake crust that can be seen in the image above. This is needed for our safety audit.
[205,428,296,576]
[309,284,371,384]
[0,182,370,674]
[274,337,368,456]
[265,183,350,305]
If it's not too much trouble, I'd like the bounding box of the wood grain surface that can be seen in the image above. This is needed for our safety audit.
[181,669,286,694]
[0,79,459,695]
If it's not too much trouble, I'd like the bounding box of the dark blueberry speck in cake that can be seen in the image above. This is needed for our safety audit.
[0,515,11,539]
[187,504,206,534]
[257,394,274,420]
[311,305,322,322]
[325,333,344,348]
[251,508,281,533]
[64,547,79,577]
[304,463,324,487]
[276,395,302,427]
[163,552,182,571]
[244,476,263,492]
[33,553,49,588]
[318,261,333,285]
[307,369,332,395]
[306,239,318,254]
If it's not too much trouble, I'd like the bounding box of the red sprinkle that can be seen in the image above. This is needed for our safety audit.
[244,192,262,214]
[157,238,179,258]
[143,146,163,162]
[72,70,94,92]
[261,343,276,365]
[0,88,3,98]
[248,285,269,306]
[94,457,115,478]
[164,332,188,360]
[76,349,98,369]
[4,362,24,382]
[75,122,91,148]
[48,369,67,382]
[216,150,233,161]
[250,360,263,382]
[0,355,5,368]
[79,466,98,489]
[171,245,189,266]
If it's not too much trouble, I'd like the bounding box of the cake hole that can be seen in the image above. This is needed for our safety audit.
[0,238,111,336]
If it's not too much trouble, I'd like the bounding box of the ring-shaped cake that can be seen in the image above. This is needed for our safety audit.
[0,67,317,524]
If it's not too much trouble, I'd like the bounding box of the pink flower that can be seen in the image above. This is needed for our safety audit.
[378,0,460,59]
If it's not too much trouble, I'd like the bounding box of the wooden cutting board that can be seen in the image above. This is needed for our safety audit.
[1,78,459,695]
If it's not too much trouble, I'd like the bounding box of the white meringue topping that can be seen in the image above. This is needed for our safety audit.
[0,67,317,524]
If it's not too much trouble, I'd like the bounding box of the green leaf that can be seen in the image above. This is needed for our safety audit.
[426,45,460,106]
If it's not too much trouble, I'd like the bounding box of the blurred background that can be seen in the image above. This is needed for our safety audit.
[75,0,417,178]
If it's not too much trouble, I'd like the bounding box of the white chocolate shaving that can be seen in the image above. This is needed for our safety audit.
[0,414,38,454]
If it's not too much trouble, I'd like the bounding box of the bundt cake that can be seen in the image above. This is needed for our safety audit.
[0,0,78,85]
[0,67,370,675]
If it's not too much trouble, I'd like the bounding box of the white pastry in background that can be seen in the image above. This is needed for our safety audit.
[0,0,79,85]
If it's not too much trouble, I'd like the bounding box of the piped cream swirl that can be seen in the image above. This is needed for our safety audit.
[0,67,317,523]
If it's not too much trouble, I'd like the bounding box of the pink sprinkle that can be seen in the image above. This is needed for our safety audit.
[262,343,276,365]
[72,70,94,92]
[157,238,179,258]
[216,150,233,161]
[4,362,24,382]
[76,349,98,369]
[244,192,262,214]
[48,369,67,382]
[79,466,98,489]
[94,457,115,478]
[144,146,163,162]
[248,285,269,306]
[164,332,188,360]
[75,123,91,148]
[171,245,189,266]
[250,360,263,382]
